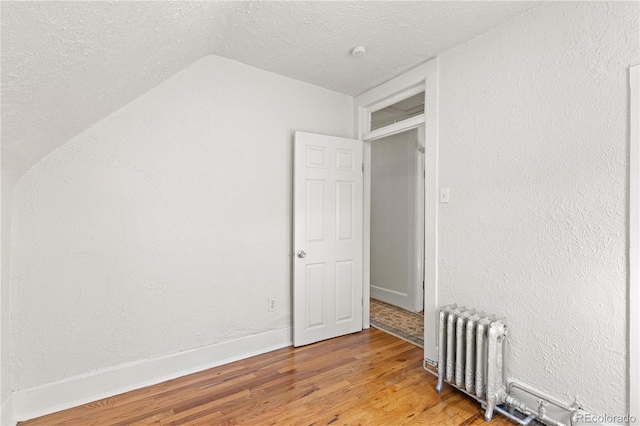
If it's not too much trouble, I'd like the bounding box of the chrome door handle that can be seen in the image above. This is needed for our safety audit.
[297,250,306,259]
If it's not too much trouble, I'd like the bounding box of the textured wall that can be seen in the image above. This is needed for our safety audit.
[1,1,538,178]
[371,130,418,305]
[438,1,639,416]
[9,55,352,391]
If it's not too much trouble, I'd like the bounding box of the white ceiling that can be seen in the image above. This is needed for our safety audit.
[1,1,542,178]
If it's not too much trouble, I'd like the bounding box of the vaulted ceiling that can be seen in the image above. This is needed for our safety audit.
[1,1,542,179]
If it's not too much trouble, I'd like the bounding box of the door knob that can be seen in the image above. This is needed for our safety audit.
[297,250,306,259]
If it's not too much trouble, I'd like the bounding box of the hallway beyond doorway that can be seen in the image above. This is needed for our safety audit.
[370,298,424,347]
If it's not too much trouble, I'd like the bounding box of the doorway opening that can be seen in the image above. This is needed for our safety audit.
[355,57,438,362]
[368,126,425,347]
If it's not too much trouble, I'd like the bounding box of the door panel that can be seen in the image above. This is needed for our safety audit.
[335,260,354,322]
[294,131,363,347]
[306,263,326,328]
[306,180,325,242]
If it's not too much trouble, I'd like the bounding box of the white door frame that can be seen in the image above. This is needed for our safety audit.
[414,126,426,313]
[354,57,439,363]
[629,63,639,422]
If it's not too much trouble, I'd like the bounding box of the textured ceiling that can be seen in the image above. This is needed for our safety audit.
[1,1,541,178]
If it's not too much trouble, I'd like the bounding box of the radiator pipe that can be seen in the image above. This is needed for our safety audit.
[421,359,536,424]
[492,404,537,425]
[508,381,581,413]
[511,402,567,426]
[501,393,569,426]
[507,381,580,426]
[422,358,544,426]
[424,360,535,426]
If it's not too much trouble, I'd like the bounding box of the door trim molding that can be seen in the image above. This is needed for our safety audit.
[363,114,425,142]
[354,57,439,363]
[414,126,425,313]
[630,63,639,421]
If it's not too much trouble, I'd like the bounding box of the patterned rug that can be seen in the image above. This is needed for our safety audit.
[370,299,424,348]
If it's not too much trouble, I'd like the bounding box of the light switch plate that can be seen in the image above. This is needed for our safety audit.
[440,188,450,203]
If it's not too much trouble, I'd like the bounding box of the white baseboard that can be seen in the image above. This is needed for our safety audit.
[1,394,15,426]
[11,327,292,424]
[371,286,415,312]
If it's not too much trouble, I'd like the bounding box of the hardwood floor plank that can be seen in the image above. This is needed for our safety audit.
[19,329,516,426]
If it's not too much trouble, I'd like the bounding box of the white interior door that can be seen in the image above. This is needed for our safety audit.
[293,131,363,347]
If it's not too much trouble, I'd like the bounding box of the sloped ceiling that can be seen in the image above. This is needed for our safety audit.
[1,1,541,179]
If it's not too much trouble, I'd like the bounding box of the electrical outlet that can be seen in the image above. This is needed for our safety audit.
[268,298,276,312]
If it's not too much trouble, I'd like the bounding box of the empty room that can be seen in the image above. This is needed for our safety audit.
[1,1,638,425]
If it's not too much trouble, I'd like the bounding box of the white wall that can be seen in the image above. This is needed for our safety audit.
[370,129,419,311]
[9,55,352,394]
[438,1,638,417]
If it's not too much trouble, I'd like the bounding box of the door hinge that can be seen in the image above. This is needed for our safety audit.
[362,163,364,173]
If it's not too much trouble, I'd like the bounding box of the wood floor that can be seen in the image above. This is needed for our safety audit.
[20,328,515,425]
